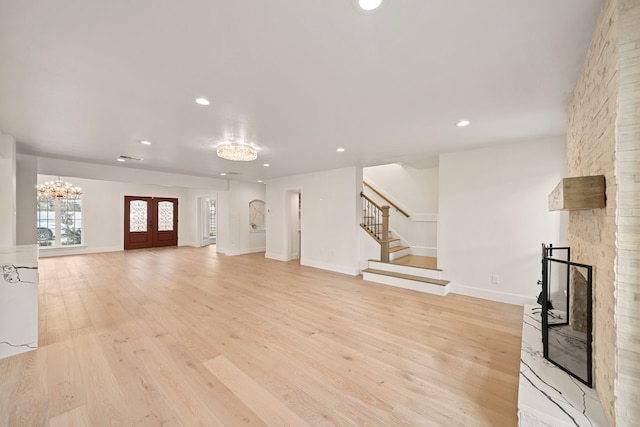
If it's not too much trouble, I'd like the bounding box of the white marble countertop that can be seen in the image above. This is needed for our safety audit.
[0,244,38,264]
[0,245,39,359]
[518,305,610,427]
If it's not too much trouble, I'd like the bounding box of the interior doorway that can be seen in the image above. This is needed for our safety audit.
[124,196,178,249]
[197,197,216,247]
[286,190,302,261]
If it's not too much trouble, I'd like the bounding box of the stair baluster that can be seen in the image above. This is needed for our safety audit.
[360,192,390,263]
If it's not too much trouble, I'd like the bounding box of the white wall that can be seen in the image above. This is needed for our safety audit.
[218,181,266,256]
[16,155,37,245]
[37,175,191,256]
[36,175,265,257]
[438,137,567,305]
[266,166,362,275]
[0,130,16,247]
[31,156,264,257]
[359,226,383,270]
[216,191,230,255]
[364,163,439,214]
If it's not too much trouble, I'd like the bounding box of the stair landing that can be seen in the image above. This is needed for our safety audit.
[362,255,449,296]
[391,255,438,270]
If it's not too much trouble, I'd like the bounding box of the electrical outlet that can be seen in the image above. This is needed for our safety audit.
[491,274,500,285]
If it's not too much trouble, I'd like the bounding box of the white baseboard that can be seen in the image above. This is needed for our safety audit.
[39,243,226,257]
[38,243,226,257]
[409,246,437,257]
[38,245,122,257]
[301,259,359,276]
[265,252,289,261]
[450,283,535,306]
[224,247,266,256]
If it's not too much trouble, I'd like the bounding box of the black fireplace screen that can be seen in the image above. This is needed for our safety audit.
[541,244,593,387]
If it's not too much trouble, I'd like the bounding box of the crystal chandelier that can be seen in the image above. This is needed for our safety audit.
[36,177,82,201]
[216,142,257,162]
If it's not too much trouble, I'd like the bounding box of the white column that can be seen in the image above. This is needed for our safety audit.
[0,130,17,247]
[0,129,38,359]
[16,154,38,245]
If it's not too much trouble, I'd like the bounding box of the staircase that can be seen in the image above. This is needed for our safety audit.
[387,236,410,259]
[360,191,449,296]
[362,257,449,296]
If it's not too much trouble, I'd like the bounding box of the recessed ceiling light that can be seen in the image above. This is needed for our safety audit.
[337,147,345,152]
[456,120,471,127]
[220,172,227,176]
[359,0,382,11]
[258,180,263,183]
[195,97,210,106]
[139,140,152,145]
[117,158,126,162]
[263,163,270,167]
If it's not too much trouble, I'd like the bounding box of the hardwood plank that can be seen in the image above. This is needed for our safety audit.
[204,355,311,426]
[46,339,86,418]
[72,330,134,425]
[129,336,226,427]
[0,246,523,426]
[2,347,49,427]
[50,405,92,427]
[141,332,267,426]
[254,369,353,426]
[96,333,177,425]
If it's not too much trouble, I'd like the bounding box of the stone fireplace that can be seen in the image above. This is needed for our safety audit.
[565,0,640,424]
[570,266,588,334]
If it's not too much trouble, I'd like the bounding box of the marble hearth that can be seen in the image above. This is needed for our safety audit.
[518,305,609,427]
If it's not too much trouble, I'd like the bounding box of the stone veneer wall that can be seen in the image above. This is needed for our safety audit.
[566,0,618,423]
[567,0,640,425]
[616,0,640,425]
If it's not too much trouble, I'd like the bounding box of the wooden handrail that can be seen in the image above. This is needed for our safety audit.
[360,192,383,211]
[363,181,410,218]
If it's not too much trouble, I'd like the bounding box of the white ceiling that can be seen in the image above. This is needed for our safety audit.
[0,0,603,182]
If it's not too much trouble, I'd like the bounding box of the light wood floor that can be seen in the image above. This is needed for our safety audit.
[0,246,523,426]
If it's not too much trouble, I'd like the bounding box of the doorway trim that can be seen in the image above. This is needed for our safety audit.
[285,189,302,261]
[197,196,217,247]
